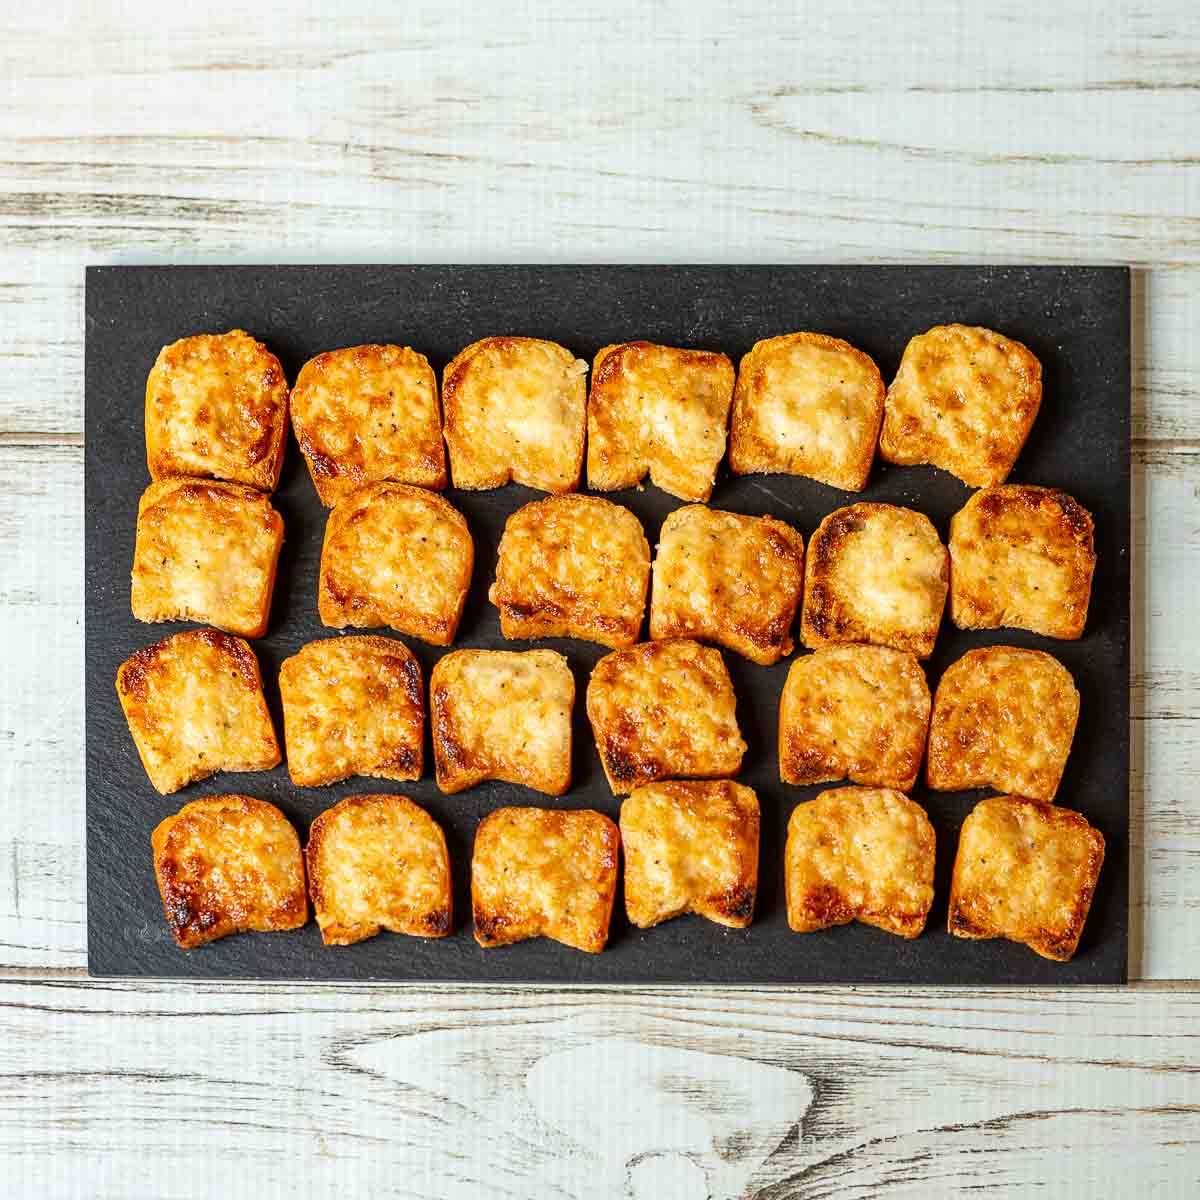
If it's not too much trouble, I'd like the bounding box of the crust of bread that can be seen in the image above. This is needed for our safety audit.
[586,341,735,502]
[151,795,306,949]
[620,780,760,929]
[800,502,949,659]
[279,636,424,788]
[489,494,650,648]
[928,646,1079,801]
[586,638,746,794]
[131,479,284,638]
[318,482,473,645]
[948,795,1104,961]
[879,324,1042,488]
[442,336,587,492]
[948,485,1096,640]
[306,794,451,945]
[649,504,805,665]
[471,807,619,952]
[116,629,280,795]
[145,329,288,491]
[430,649,574,796]
[784,786,936,939]
[290,344,446,505]
[729,332,885,491]
[779,645,931,791]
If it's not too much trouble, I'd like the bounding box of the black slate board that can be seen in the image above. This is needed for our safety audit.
[85,265,1130,984]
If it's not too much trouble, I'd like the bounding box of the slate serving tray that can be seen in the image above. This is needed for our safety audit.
[85,265,1130,984]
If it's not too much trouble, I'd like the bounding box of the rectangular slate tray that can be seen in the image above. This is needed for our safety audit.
[85,265,1130,984]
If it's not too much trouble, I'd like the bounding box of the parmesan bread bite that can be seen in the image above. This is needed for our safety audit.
[430,649,574,796]
[318,482,473,645]
[948,795,1104,961]
[489,494,650,648]
[879,324,1042,487]
[442,336,587,492]
[800,502,949,659]
[279,636,424,788]
[928,646,1079,801]
[130,479,284,638]
[145,329,288,491]
[784,787,936,939]
[778,645,931,791]
[620,780,760,930]
[291,343,446,505]
[306,794,451,945]
[586,638,746,795]
[151,795,306,949]
[949,485,1096,640]
[471,807,619,952]
[116,630,280,795]
[586,341,735,502]
[729,332,885,492]
[649,504,805,665]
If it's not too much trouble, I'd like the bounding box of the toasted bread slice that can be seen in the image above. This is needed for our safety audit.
[472,807,619,952]
[586,341,735,502]
[318,482,473,645]
[279,636,424,788]
[785,786,936,938]
[130,479,284,638]
[928,646,1079,802]
[290,343,446,505]
[586,638,746,795]
[649,504,805,665]
[430,649,573,795]
[116,630,280,795]
[948,795,1104,961]
[620,780,760,929]
[729,332,885,491]
[151,795,306,948]
[145,329,288,491]
[306,794,451,945]
[879,324,1042,487]
[800,502,948,659]
[489,494,650,648]
[442,336,587,492]
[949,485,1096,640]
[779,645,931,791]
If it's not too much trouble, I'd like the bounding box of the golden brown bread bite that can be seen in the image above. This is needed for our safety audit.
[620,780,760,930]
[290,344,446,504]
[649,504,805,665]
[586,341,735,502]
[318,482,473,645]
[430,649,574,796]
[729,332,885,492]
[948,485,1096,640]
[784,786,936,938]
[145,329,288,491]
[586,638,746,795]
[442,336,587,492]
[928,646,1079,801]
[279,636,424,788]
[879,324,1042,487]
[306,794,451,945]
[130,479,284,638]
[778,645,931,791]
[948,795,1104,961]
[471,807,619,952]
[489,494,650,648]
[151,795,306,949]
[800,502,948,659]
[116,629,280,795]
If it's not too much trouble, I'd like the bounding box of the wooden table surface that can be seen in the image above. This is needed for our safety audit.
[2,4,1198,1197]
